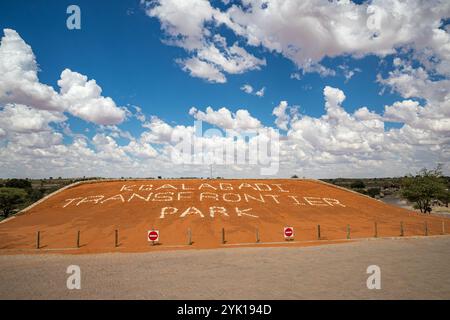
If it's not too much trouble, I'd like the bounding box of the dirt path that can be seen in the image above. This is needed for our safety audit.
[1,236,449,299]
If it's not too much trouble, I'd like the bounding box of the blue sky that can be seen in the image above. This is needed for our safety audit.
[1,0,402,128]
[0,0,449,178]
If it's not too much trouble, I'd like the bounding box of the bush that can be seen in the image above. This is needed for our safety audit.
[27,188,45,202]
[367,187,381,198]
[350,180,365,189]
[5,178,32,189]
[0,187,28,217]
[438,189,450,207]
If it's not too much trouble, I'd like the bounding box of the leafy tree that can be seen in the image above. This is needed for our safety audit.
[356,190,367,196]
[5,178,32,189]
[350,180,365,189]
[438,189,450,207]
[0,187,28,217]
[367,187,381,198]
[291,175,299,178]
[401,165,447,213]
[27,188,45,202]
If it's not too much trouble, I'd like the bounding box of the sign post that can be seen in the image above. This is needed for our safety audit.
[284,227,294,241]
[187,228,192,245]
[36,231,40,249]
[148,229,159,246]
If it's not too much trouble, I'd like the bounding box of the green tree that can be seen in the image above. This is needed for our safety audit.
[401,165,447,213]
[27,188,45,203]
[5,178,32,189]
[350,180,365,189]
[438,189,450,207]
[0,187,28,218]
[367,187,381,198]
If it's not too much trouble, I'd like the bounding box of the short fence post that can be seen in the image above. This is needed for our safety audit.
[221,228,225,244]
[442,221,446,235]
[115,229,119,247]
[346,224,350,239]
[317,225,321,240]
[76,231,80,248]
[374,222,378,238]
[424,221,428,236]
[36,231,40,249]
[256,228,260,243]
[400,221,404,237]
[187,228,192,245]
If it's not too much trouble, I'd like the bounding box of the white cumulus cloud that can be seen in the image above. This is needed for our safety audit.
[0,29,127,125]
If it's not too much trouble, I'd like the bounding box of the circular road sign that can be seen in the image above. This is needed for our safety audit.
[284,227,294,238]
[148,230,159,242]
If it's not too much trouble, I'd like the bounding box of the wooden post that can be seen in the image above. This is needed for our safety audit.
[400,221,404,237]
[36,231,40,249]
[115,229,119,247]
[256,228,260,243]
[187,228,192,245]
[221,228,225,244]
[442,221,446,235]
[424,221,428,236]
[317,225,321,240]
[374,222,378,238]
[76,230,80,248]
[346,224,350,239]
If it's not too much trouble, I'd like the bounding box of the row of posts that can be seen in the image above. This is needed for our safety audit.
[344,220,436,239]
[34,221,447,249]
[245,221,440,242]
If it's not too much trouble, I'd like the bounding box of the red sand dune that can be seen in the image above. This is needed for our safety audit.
[0,179,448,254]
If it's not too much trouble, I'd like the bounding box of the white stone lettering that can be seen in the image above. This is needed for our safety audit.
[235,207,258,218]
[127,193,153,202]
[223,193,241,202]
[209,206,229,218]
[101,194,125,204]
[153,192,174,201]
[160,207,178,219]
[180,206,205,218]
[323,198,346,207]
[63,197,84,208]
[304,197,329,206]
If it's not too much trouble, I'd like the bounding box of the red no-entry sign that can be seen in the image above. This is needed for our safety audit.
[284,227,294,239]
[148,230,159,242]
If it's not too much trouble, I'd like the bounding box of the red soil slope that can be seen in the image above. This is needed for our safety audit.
[0,179,448,253]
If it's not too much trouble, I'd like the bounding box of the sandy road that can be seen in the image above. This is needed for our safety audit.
[0,236,449,299]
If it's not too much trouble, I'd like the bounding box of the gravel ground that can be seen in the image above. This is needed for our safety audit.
[0,236,449,299]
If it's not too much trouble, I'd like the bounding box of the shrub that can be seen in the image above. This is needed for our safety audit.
[367,187,381,198]
[350,180,366,189]
[0,187,28,217]
[5,178,32,189]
